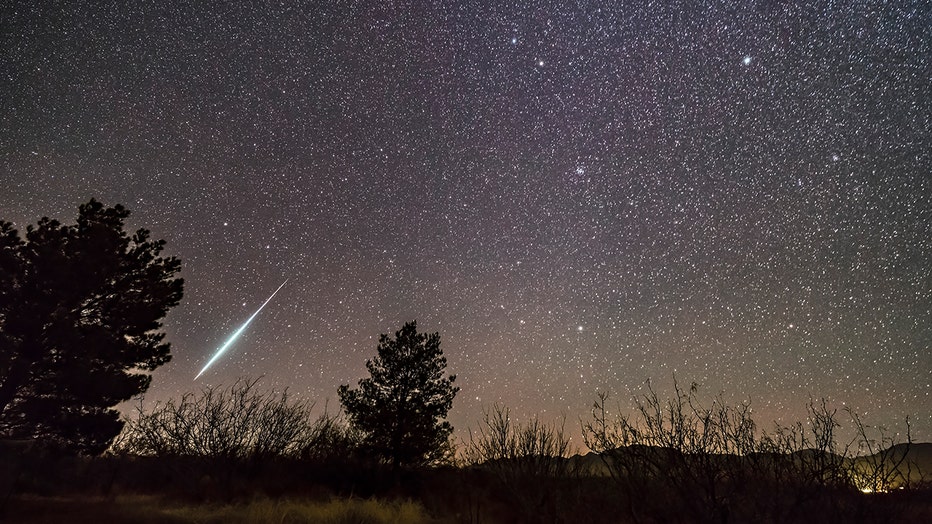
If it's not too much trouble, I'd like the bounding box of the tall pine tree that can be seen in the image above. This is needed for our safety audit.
[0,200,183,453]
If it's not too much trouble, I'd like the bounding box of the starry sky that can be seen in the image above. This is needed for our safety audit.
[2,1,930,445]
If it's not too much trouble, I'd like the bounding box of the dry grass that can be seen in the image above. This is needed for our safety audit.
[3,494,440,524]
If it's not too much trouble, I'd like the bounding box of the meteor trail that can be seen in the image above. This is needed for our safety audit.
[195,279,288,379]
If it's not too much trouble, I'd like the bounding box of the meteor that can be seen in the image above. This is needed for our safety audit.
[195,279,288,379]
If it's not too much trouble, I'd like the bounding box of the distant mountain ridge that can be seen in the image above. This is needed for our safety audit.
[546,442,932,488]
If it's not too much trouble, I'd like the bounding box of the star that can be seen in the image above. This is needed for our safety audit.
[2,0,926,445]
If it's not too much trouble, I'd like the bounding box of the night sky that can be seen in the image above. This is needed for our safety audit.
[2,1,930,444]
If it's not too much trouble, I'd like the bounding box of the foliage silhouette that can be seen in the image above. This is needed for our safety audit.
[582,381,925,523]
[2,377,929,523]
[338,321,458,468]
[0,200,183,454]
[117,377,355,463]
[463,404,577,522]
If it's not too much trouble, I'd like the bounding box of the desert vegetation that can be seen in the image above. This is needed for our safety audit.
[580,382,927,523]
[2,378,929,523]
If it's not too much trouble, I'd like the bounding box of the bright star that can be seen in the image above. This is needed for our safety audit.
[742,55,752,66]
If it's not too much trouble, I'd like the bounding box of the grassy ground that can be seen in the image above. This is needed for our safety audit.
[3,451,931,523]
[3,494,442,524]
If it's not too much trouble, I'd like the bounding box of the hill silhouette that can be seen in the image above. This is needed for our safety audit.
[552,442,932,488]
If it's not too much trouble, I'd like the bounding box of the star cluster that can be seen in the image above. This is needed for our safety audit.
[2,1,929,442]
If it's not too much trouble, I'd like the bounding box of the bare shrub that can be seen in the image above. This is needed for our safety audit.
[463,404,576,522]
[464,404,573,475]
[296,406,361,464]
[756,399,850,483]
[846,410,917,493]
[116,378,350,462]
[583,381,759,524]
[583,381,923,523]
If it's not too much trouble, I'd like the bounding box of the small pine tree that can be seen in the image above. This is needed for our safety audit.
[338,321,458,467]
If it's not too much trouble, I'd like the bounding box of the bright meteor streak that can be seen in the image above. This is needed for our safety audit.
[195,279,288,379]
